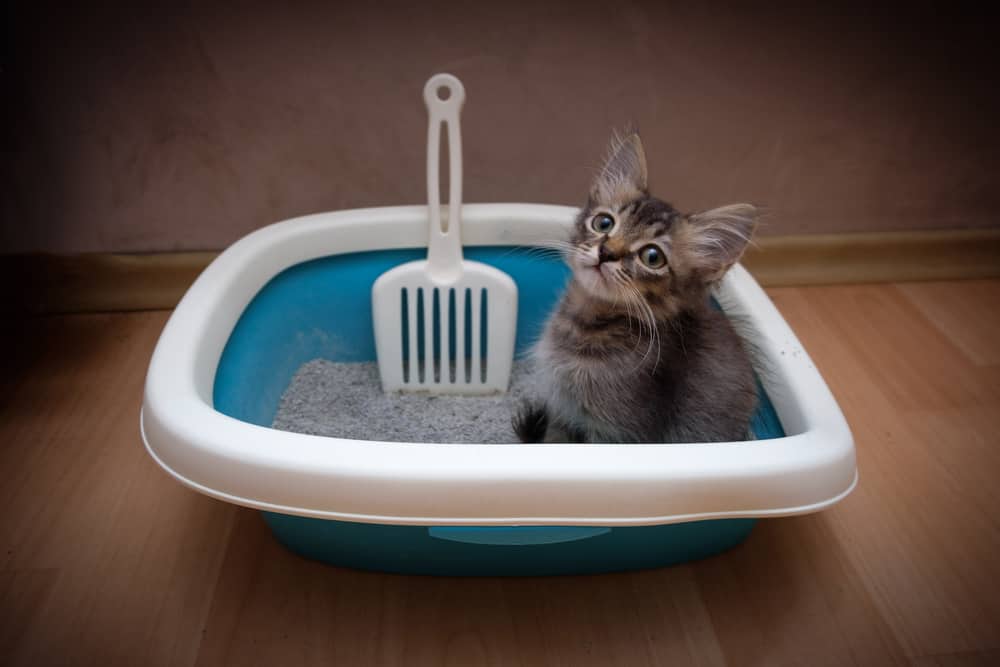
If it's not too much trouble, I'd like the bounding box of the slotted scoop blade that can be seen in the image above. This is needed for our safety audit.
[372,74,517,394]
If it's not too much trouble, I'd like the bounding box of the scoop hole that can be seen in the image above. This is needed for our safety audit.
[432,288,441,383]
[416,288,426,383]
[480,288,488,383]
[448,288,457,383]
[463,287,472,383]
[400,288,409,383]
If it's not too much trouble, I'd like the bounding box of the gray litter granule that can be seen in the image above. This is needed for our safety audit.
[271,359,541,443]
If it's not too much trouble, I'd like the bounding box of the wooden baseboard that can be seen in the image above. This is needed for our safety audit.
[3,252,219,314]
[741,229,1000,287]
[4,230,999,314]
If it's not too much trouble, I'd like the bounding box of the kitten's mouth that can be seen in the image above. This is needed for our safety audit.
[593,262,617,280]
[586,263,607,282]
[575,261,619,300]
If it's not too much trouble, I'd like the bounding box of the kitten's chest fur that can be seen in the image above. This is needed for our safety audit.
[533,284,756,443]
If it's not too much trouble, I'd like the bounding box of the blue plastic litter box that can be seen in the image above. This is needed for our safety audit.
[141,203,857,576]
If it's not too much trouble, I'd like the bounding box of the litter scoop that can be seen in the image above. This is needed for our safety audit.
[372,73,518,394]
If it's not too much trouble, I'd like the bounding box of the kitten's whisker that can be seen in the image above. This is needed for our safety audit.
[509,240,592,266]
[623,282,661,373]
[498,243,592,268]
[499,247,563,262]
[609,271,637,335]
[532,240,581,256]
[644,299,662,373]
[618,282,648,361]
[613,272,640,337]
[637,288,663,373]
[523,244,572,257]
[633,290,654,365]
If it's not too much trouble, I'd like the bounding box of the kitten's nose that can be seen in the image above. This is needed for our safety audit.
[598,243,619,264]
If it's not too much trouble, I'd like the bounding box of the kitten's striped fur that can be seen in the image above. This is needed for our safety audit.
[514,132,759,443]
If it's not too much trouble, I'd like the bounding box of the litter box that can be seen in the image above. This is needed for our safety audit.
[140,203,857,576]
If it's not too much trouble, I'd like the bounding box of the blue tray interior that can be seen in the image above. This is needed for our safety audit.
[213,246,784,575]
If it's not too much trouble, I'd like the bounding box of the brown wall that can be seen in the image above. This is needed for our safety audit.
[3,2,997,254]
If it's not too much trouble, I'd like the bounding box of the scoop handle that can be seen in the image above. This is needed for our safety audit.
[424,73,465,283]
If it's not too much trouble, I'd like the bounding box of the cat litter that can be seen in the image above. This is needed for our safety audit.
[272,359,540,444]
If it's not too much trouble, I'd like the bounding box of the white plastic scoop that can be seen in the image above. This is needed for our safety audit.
[372,73,518,394]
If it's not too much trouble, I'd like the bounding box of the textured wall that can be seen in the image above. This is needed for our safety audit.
[3,2,997,253]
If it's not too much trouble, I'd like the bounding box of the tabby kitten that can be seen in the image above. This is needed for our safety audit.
[514,132,759,444]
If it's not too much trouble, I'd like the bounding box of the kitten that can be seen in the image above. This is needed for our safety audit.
[514,132,759,444]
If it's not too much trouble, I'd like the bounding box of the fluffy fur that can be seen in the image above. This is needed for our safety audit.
[514,132,759,443]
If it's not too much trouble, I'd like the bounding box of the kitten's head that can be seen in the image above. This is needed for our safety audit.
[568,131,758,314]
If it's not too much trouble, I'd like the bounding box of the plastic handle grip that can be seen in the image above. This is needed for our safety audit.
[423,73,465,283]
[428,526,611,546]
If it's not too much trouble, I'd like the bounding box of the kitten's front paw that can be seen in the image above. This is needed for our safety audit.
[512,402,549,443]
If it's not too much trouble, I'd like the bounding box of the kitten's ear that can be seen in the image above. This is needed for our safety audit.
[680,204,758,281]
[590,131,648,205]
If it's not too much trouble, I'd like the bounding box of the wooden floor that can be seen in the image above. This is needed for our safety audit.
[2,281,999,666]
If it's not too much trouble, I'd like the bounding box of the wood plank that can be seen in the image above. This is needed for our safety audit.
[0,312,237,667]
[693,516,908,666]
[896,280,1000,367]
[0,569,58,665]
[766,285,1000,658]
[910,649,1000,666]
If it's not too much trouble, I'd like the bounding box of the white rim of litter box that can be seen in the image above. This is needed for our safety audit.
[141,204,857,526]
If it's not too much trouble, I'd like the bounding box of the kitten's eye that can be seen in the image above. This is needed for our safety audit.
[591,213,615,234]
[639,244,666,269]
